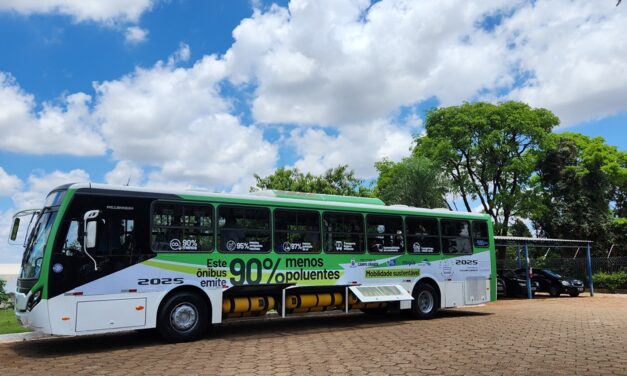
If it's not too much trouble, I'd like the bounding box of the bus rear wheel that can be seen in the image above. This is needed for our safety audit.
[410,283,438,320]
[158,291,208,343]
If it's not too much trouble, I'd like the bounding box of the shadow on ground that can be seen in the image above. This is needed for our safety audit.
[10,309,492,358]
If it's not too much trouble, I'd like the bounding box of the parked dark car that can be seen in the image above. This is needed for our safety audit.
[497,269,537,297]
[497,276,506,296]
[516,268,584,297]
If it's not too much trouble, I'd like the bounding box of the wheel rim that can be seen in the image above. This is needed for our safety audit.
[170,303,198,332]
[417,290,434,313]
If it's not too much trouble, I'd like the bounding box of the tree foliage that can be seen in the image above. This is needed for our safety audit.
[251,165,372,197]
[415,101,558,239]
[530,133,627,254]
[374,155,449,208]
[0,279,10,309]
[508,218,532,237]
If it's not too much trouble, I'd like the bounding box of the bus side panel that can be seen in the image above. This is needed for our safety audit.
[46,286,224,336]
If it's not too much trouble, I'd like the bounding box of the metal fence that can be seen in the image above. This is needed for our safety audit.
[497,256,627,284]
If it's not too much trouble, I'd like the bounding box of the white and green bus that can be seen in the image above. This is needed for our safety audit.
[10,183,496,342]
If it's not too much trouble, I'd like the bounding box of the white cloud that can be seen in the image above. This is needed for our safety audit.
[224,0,514,126]
[105,161,144,186]
[169,43,191,64]
[94,50,278,191]
[0,167,22,197]
[499,0,627,125]
[125,26,149,44]
[288,120,414,178]
[0,72,106,156]
[11,169,90,210]
[0,0,156,24]
[0,169,90,263]
[3,0,626,202]
[0,209,22,264]
[224,0,627,127]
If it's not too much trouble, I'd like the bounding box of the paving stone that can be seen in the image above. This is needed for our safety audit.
[0,294,625,375]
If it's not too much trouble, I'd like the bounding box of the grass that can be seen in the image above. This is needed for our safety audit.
[0,309,30,335]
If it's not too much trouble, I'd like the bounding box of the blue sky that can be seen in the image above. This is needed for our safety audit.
[0,0,626,263]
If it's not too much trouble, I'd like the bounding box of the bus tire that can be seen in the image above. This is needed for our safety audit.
[410,283,438,320]
[158,291,208,343]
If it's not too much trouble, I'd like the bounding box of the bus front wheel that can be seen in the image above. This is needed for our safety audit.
[410,283,438,320]
[158,291,209,342]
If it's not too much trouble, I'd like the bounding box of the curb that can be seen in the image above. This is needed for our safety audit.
[0,332,46,344]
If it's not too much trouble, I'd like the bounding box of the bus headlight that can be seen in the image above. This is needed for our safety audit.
[27,289,42,311]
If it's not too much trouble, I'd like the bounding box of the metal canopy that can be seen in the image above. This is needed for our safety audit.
[494,236,594,298]
[494,236,592,248]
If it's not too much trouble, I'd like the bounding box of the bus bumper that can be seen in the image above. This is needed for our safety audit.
[14,293,52,334]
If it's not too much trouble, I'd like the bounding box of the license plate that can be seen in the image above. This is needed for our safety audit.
[578,287,583,292]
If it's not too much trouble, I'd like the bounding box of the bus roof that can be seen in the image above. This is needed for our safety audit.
[62,182,490,220]
[250,190,386,206]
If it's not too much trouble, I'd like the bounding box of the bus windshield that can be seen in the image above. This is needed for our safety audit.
[20,210,57,280]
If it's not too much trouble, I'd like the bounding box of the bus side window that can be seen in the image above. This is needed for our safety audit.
[274,209,321,253]
[323,212,364,253]
[218,205,270,253]
[367,215,403,253]
[152,202,213,252]
[472,220,490,247]
[406,217,440,254]
[110,218,134,255]
[60,220,82,256]
[152,203,183,252]
[441,219,472,255]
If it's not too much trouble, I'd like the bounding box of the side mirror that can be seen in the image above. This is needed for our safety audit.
[10,217,20,241]
[83,210,101,248]
[83,210,101,271]
[85,221,98,248]
[8,209,40,246]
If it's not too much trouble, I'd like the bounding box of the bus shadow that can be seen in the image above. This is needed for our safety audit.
[216,310,492,340]
[11,310,492,358]
[9,329,164,358]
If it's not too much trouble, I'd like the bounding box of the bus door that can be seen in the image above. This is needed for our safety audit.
[48,195,152,299]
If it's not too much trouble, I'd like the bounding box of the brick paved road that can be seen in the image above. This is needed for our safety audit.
[1,295,626,375]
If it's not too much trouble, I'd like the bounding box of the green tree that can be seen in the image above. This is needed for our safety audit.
[509,218,532,237]
[530,133,627,255]
[415,101,558,253]
[251,165,372,197]
[374,155,450,208]
[0,279,10,309]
